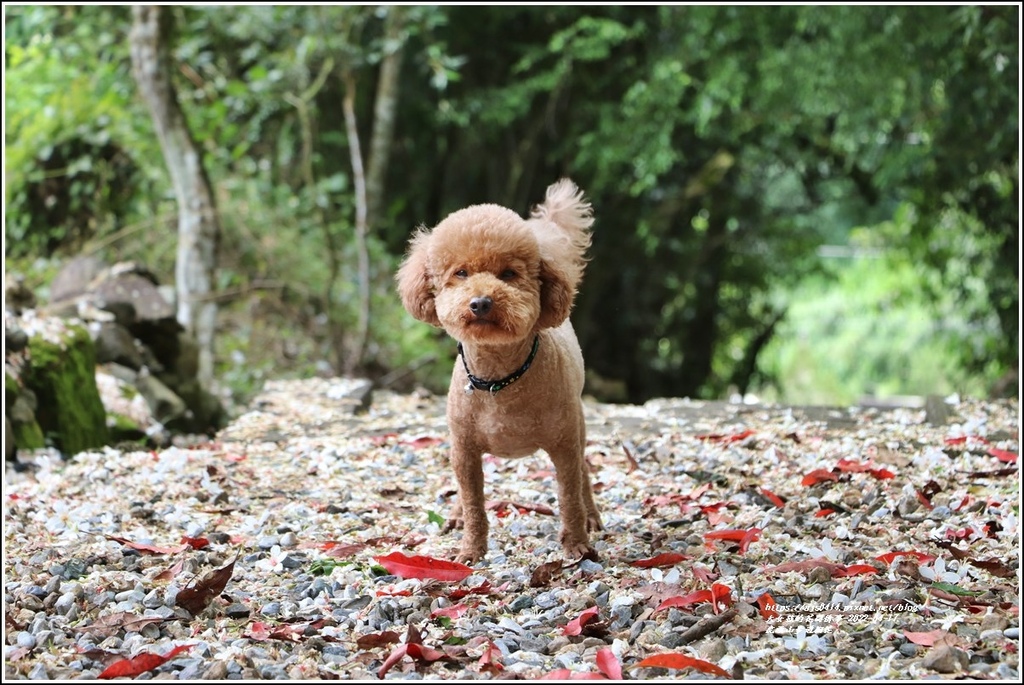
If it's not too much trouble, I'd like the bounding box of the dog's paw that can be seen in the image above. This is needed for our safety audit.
[562,540,599,562]
[442,503,465,533]
[454,544,487,565]
[586,511,603,533]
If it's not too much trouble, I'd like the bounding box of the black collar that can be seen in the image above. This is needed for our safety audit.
[458,335,540,394]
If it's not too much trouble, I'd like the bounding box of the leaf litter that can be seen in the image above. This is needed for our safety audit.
[2,378,1019,679]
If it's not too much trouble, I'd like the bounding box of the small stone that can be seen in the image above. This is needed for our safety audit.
[16,631,37,649]
[27,663,49,680]
[980,614,1008,632]
[921,645,970,673]
[1004,627,1019,640]
[260,602,281,617]
[142,589,164,609]
[202,661,229,680]
[509,595,534,612]
[898,642,919,657]
[279,532,299,548]
[256,536,279,550]
[545,636,570,654]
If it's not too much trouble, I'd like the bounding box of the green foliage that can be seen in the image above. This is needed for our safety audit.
[4,6,159,257]
[4,5,1015,406]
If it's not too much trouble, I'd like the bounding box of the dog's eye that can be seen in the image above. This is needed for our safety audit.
[454,269,468,278]
[499,269,517,281]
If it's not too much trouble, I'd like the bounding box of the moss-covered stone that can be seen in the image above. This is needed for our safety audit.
[24,324,108,456]
[107,412,146,443]
[5,370,20,411]
[11,410,45,450]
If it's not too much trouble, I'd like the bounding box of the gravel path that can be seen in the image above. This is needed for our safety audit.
[4,379,1019,679]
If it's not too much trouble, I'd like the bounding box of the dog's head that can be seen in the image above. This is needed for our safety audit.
[396,203,575,345]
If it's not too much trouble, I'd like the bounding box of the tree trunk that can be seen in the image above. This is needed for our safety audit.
[365,7,405,231]
[129,6,219,386]
[342,68,371,374]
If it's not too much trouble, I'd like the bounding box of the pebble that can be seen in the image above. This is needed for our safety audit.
[509,595,534,612]
[2,385,1018,681]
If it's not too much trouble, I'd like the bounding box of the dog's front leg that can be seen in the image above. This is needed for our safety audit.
[550,445,598,561]
[448,442,488,564]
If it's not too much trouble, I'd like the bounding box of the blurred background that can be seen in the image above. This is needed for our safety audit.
[4,5,1019,411]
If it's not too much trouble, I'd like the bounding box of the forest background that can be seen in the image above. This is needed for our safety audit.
[4,4,1019,409]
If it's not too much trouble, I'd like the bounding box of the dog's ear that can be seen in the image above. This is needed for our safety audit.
[536,258,574,329]
[396,229,441,326]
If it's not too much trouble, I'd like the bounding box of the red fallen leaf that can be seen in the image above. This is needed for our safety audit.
[836,564,879,577]
[180,536,209,550]
[245,621,309,642]
[477,639,503,674]
[430,603,471,620]
[835,458,895,478]
[916,490,936,510]
[756,592,779,619]
[953,495,971,511]
[356,631,401,649]
[988,448,1018,463]
[152,558,185,583]
[596,647,622,680]
[691,564,718,584]
[374,552,473,582]
[563,606,601,636]
[759,488,786,509]
[97,644,192,679]
[656,590,714,613]
[970,558,1015,578]
[320,542,366,558]
[77,612,166,637]
[401,436,444,449]
[876,551,937,564]
[815,508,837,518]
[530,560,564,588]
[945,435,990,446]
[634,652,731,678]
[630,552,689,568]
[375,586,414,597]
[371,432,398,445]
[904,629,950,646]
[703,527,761,554]
[176,554,237,615]
[655,584,732,614]
[447,581,494,600]
[801,469,840,486]
[105,535,186,556]
[739,528,761,554]
[377,624,447,677]
[695,429,755,444]
[377,642,448,677]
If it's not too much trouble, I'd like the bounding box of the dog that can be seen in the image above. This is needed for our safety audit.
[396,179,601,563]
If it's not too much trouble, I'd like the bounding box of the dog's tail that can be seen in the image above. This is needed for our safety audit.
[530,179,593,282]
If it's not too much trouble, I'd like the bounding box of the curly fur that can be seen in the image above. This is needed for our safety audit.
[396,179,601,563]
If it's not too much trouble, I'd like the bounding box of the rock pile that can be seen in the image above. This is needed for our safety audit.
[4,258,225,458]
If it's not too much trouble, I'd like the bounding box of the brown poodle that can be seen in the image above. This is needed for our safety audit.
[396,179,602,563]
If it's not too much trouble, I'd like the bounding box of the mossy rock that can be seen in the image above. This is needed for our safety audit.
[24,324,108,456]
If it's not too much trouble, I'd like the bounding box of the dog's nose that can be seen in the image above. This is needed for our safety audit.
[469,296,493,317]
